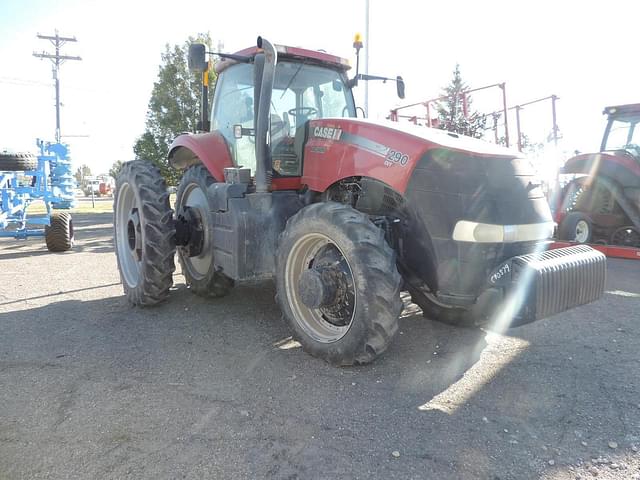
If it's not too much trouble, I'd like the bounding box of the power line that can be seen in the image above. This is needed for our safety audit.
[33,30,81,143]
[0,76,52,87]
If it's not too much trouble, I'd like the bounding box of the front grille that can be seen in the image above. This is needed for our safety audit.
[511,245,606,322]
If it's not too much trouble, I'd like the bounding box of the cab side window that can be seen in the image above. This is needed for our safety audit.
[211,64,256,174]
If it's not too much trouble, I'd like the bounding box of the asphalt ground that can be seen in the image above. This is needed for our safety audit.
[0,209,639,479]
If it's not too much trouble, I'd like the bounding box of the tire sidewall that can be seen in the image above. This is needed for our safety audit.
[175,166,217,292]
[114,172,143,292]
[45,212,74,252]
[113,161,175,305]
[276,203,396,363]
[559,212,592,243]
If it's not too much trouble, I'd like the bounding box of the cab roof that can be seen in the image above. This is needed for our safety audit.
[215,44,351,74]
[604,103,640,120]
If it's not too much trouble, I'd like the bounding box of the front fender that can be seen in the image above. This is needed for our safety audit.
[168,132,233,181]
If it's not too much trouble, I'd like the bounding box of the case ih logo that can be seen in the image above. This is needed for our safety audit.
[313,126,343,140]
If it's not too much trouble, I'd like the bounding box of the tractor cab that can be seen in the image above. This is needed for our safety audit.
[212,49,356,180]
[600,104,640,159]
[174,38,403,193]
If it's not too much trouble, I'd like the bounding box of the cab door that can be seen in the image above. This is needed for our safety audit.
[211,63,257,174]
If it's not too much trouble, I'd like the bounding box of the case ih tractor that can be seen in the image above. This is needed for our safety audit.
[114,37,605,365]
[556,104,640,248]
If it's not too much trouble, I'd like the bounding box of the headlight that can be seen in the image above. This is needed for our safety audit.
[452,221,555,243]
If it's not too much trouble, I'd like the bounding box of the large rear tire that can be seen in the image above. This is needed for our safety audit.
[114,161,175,306]
[276,202,402,366]
[0,152,38,171]
[45,212,74,252]
[175,164,233,297]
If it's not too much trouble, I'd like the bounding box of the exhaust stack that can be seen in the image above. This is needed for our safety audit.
[254,36,277,193]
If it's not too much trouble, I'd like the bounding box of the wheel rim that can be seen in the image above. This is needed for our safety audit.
[574,219,589,243]
[284,233,356,344]
[611,226,640,247]
[178,183,212,280]
[116,182,142,287]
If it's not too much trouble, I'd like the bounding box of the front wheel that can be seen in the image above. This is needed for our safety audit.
[113,161,176,305]
[276,202,403,366]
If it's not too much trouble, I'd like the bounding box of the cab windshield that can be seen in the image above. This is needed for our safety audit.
[211,60,355,175]
[603,115,640,152]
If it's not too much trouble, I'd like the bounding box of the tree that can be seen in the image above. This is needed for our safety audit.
[134,34,216,185]
[437,65,487,139]
[74,164,92,185]
[109,160,124,179]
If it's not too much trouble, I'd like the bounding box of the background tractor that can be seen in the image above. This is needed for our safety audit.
[556,104,640,248]
[114,37,605,365]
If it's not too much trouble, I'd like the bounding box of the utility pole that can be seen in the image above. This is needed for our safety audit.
[364,0,370,117]
[33,30,81,143]
[499,83,510,148]
[551,94,559,146]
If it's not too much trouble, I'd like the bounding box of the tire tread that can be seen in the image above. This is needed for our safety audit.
[114,160,175,306]
[276,202,402,366]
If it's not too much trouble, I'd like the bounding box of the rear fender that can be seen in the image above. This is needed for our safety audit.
[168,132,233,181]
[563,152,640,188]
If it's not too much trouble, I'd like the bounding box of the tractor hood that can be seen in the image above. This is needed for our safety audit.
[302,118,521,194]
[302,118,553,298]
[562,151,640,189]
[377,119,519,157]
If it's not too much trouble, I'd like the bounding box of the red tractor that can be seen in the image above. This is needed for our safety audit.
[114,37,605,365]
[556,104,640,247]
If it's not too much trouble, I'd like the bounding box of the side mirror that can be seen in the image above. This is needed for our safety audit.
[188,43,207,72]
[396,76,405,99]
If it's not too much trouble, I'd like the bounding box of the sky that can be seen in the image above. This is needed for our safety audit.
[0,0,638,175]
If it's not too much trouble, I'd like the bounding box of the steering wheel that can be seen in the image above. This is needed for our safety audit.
[288,107,318,118]
[623,144,640,156]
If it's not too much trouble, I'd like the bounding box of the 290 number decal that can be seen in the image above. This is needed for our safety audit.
[385,149,409,167]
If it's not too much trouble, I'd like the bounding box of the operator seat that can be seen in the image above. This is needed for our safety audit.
[293,120,308,166]
[271,112,305,176]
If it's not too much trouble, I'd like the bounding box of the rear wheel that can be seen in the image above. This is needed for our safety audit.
[114,161,175,305]
[558,212,593,243]
[610,225,640,247]
[45,212,74,252]
[175,164,233,297]
[276,202,402,366]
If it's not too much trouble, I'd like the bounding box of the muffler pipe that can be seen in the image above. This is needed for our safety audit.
[254,36,277,193]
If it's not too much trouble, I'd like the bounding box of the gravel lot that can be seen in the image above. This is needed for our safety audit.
[1,209,639,479]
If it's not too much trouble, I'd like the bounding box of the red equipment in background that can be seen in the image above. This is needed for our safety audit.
[554,104,640,254]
